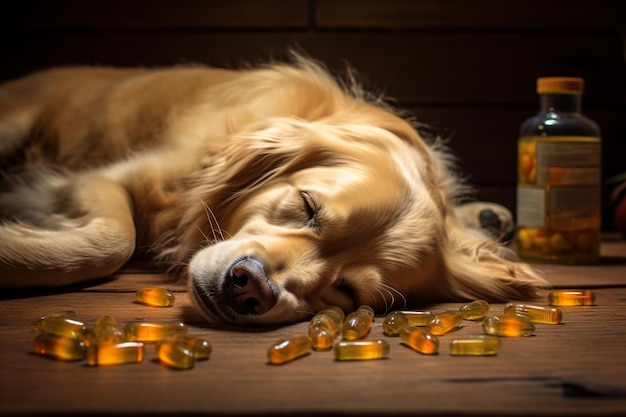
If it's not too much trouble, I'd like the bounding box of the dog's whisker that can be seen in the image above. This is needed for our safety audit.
[380,283,407,311]
[375,288,391,316]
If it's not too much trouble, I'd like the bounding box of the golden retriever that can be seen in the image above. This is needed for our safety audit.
[0,57,548,325]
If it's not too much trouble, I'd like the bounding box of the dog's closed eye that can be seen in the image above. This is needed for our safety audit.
[301,191,321,230]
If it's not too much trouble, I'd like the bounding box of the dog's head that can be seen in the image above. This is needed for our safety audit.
[180,113,546,326]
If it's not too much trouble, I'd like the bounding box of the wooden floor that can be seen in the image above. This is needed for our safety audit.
[1,236,626,416]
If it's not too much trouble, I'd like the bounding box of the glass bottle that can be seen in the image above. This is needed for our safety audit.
[516,77,601,264]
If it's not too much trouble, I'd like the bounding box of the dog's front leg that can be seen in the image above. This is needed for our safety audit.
[0,174,136,288]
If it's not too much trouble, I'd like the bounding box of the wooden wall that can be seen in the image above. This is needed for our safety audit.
[1,0,625,230]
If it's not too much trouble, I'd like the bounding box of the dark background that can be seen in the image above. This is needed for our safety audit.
[1,0,625,230]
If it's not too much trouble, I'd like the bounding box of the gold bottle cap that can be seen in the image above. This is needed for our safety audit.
[537,77,584,94]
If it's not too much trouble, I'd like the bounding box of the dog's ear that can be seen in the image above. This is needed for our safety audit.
[440,216,550,302]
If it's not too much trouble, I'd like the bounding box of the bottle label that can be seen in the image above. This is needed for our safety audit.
[517,186,546,228]
[517,137,601,230]
[536,141,601,185]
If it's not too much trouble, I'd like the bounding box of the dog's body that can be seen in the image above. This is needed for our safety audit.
[0,58,547,325]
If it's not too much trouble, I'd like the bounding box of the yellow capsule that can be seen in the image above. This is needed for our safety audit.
[135,287,176,307]
[428,310,463,335]
[400,326,439,354]
[504,302,562,324]
[88,342,144,366]
[33,333,86,361]
[482,315,535,337]
[94,315,125,344]
[33,316,87,339]
[548,290,596,306]
[333,339,390,361]
[450,334,501,356]
[267,335,311,365]
[124,321,187,342]
[382,311,409,336]
[400,310,434,326]
[342,305,374,340]
[157,338,195,369]
[32,310,76,325]
[321,305,345,322]
[80,328,99,365]
[459,300,490,320]
[162,335,212,360]
[308,323,334,351]
[310,309,342,337]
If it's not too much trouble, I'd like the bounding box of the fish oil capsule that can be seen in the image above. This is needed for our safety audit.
[459,300,490,320]
[321,306,345,322]
[33,316,87,339]
[342,305,374,340]
[400,326,439,354]
[450,334,501,356]
[310,308,343,337]
[33,333,86,361]
[482,315,535,337]
[135,287,176,307]
[32,310,76,325]
[428,310,463,335]
[504,302,562,324]
[124,321,187,342]
[162,335,212,360]
[156,338,195,369]
[382,311,409,336]
[401,310,434,326]
[88,342,144,366]
[333,339,390,361]
[548,290,596,306]
[308,323,334,351]
[267,335,312,364]
[94,315,125,344]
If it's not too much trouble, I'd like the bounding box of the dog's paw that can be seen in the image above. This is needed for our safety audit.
[455,202,515,244]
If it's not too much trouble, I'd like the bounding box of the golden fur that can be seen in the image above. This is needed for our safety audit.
[0,57,548,325]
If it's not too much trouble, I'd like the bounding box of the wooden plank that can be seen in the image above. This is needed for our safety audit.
[316,0,625,30]
[0,0,309,29]
[2,285,626,415]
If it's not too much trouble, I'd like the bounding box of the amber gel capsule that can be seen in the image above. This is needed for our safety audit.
[163,335,212,360]
[482,315,535,337]
[309,323,334,351]
[400,326,439,354]
[334,339,390,361]
[504,302,562,324]
[310,307,343,337]
[136,287,176,307]
[32,310,75,325]
[157,338,196,369]
[548,290,596,306]
[267,335,312,364]
[428,310,463,335]
[342,305,374,340]
[124,321,187,342]
[382,311,409,336]
[34,316,87,339]
[401,310,434,326]
[450,334,501,356]
[95,315,125,344]
[88,342,145,366]
[33,333,86,361]
[458,300,490,320]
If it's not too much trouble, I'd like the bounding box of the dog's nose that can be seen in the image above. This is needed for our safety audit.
[224,257,278,315]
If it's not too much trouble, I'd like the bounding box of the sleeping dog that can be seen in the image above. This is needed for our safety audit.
[0,56,547,325]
